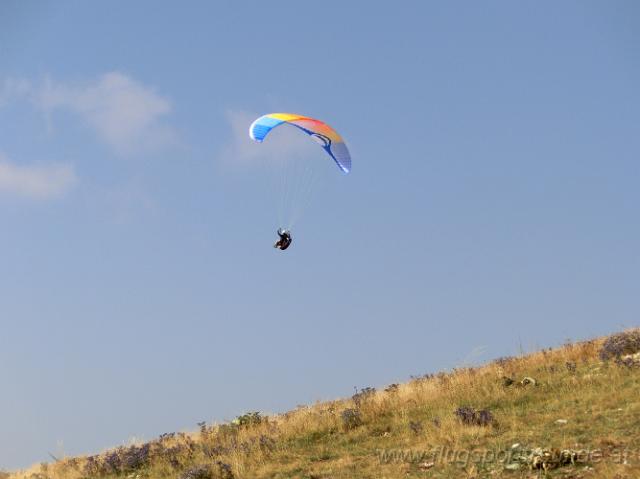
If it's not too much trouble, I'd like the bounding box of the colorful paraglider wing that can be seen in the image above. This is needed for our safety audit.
[249,113,351,173]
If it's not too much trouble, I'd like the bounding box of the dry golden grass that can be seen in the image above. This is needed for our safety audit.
[9,330,640,479]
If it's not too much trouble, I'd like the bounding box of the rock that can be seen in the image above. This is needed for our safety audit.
[618,352,640,367]
[418,461,435,470]
[520,377,537,386]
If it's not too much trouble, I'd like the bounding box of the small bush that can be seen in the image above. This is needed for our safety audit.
[164,443,194,468]
[216,461,234,479]
[340,408,362,430]
[180,464,216,479]
[82,456,101,476]
[158,432,176,442]
[352,387,376,407]
[202,443,230,459]
[233,411,262,427]
[180,462,234,479]
[600,330,640,360]
[410,373,435,381]
[502,376,515,387]
[408,420,423,435]
[121,443,151,471]
[455,407,494,426]
[384,383,399,393]
[102,448,123,474]
[63,458,80,470]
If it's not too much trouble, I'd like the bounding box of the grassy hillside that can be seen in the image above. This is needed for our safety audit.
[8,330,640,479]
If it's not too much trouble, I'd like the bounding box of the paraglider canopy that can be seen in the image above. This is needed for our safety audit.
[249,113,351,174]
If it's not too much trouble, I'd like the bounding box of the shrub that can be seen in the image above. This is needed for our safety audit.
[600,330,640,360]
[384,383,399,393]
[121,443,151,471]
[102,448,123,474]
[82,456,101,476]
[410,373,435,381]
[352,387,376,407]
[158,432,176,442]
[477,409,494,426]
[408,420,423,435]
[180,462,234,479]
[163,443,193,468]
[502,376,515,387]
[233,411,262,427]
[340,408,362,430]
[180,464,216,479]
[216,461,234,479]
[455,407,494,426]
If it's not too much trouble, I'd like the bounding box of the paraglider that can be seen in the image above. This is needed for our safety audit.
[273,228,292,251]
[249,113,351,251]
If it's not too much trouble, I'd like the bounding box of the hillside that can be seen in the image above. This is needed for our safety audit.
[7,330,640,479]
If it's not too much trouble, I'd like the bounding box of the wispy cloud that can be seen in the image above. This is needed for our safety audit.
[0,153,77,200]
[35,72,177,155]
[220,109,314,168]
[0,78,31,106]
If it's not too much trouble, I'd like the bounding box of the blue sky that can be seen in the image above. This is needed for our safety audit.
[1,0,639,469]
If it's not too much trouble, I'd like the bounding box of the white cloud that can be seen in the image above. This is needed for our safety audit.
[36,72,177,155]
[220,109,316,169]
[0,153,77,200]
